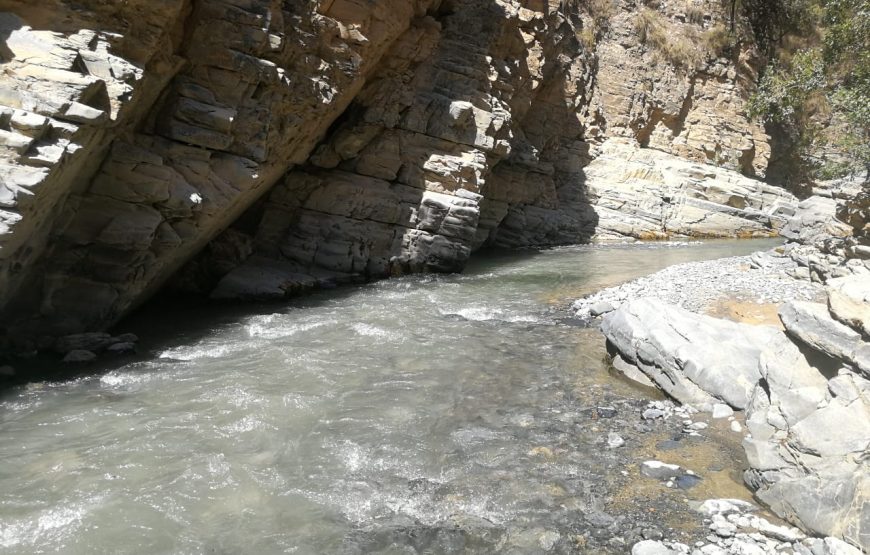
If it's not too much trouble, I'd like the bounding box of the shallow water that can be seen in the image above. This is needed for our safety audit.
[0,239,780,554]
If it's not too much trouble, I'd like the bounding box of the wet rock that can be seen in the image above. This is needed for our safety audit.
[0,365,15,377]
[54,332,115,354]
[674,474,703,490]
[63,349,97,363]
[596,406,618,418]
[615,354,658,389]
[640,460,700,488]
[114,333,139,344]
[105,342,136,354]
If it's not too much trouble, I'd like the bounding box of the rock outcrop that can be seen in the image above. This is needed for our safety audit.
[1,0,792,347]
[601,297,870,550]
[780,177,870,284]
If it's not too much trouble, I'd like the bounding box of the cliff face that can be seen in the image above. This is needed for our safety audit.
[0,0,794,344]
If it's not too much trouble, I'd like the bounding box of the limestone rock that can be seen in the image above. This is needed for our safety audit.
[583,139,795,241]
[602,298,869,549]
[601,298,785,410]
[0,0,792,347]
[827,276,870,339]
[779,301,869,375]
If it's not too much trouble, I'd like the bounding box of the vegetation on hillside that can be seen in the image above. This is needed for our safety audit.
[742,0,869,184]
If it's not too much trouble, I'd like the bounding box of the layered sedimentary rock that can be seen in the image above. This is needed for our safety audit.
[601,297,869,550]
[781,177,870,284]
[1,0,790,344]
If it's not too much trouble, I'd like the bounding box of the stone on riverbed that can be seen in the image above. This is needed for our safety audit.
[632,539,676,555]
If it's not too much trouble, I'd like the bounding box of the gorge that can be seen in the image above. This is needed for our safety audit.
[0,0,868,554]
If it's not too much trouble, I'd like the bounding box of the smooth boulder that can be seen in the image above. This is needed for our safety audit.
[601,298,786,409]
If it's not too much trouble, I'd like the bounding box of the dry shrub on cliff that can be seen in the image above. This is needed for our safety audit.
[685,3,707,24]
[574,0,618,48]
[701,24,732,55]
[634,8,703,67]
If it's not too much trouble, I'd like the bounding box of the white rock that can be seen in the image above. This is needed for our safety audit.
[632,540,676,555]
[696,499,756,517]
[712,403,734,419]
[607,432,625,448]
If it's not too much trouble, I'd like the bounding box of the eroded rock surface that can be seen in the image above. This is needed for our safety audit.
[1,0,792,346]
[601,297,870,550]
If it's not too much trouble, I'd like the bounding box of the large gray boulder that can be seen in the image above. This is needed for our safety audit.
[744,369,870,551]
[601,298,787,410]
[601,298,870,550]
[780,196,852,246]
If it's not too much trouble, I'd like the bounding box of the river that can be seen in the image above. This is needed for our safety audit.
[0,239,781,554]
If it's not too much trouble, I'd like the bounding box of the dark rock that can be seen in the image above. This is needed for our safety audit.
[62,349,97,363]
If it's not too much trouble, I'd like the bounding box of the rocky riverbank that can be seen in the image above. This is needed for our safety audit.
[573,182,870,553]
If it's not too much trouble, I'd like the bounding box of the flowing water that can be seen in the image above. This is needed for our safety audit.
[0,240,781,554]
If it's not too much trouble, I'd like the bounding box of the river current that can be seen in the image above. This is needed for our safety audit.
[0,240,780,554]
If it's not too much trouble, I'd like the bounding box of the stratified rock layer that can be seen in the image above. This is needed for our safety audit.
[601,297,870,550]
[1,0,792,343]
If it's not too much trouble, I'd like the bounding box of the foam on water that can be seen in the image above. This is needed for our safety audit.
[0,239,782,554]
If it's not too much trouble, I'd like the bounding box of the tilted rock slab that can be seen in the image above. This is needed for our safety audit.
[584,138,796,241]
[600,297,781,409]
[828,276,870,339]
[0,0,794,345]
[779,300,870,377]
[601,298,869,550]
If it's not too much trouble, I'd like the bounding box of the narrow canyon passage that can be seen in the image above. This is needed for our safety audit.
[0,240,781,554]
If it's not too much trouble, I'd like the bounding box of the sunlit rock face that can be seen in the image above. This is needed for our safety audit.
[0,0,788,342]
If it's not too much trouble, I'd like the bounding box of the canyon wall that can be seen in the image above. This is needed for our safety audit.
[0,0,794,345]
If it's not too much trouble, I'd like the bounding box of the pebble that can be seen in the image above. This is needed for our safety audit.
[643,408,665,420]
[711,404,733,419]
[641,497,861,555]
[730,421,742,433]
[641,460,683,479]
[574,252,823,319]
[607,432,625,448]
